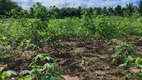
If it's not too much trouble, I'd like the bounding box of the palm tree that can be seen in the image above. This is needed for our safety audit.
[108,7,114,16]
[114,5,123,16]
[125,3,134,16]
[94,7,102,15]
[136,0,142,14]
[77,6,82,18]
[102,7,108,16]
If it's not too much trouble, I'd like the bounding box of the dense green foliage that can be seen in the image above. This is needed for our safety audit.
[1,1,142,18]
[0,54,62,80]
[0,1,142,80]
[0,0,22,15]
[0,14,142,50]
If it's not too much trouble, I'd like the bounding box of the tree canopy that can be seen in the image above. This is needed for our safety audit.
[0,0,22,15]
[1,1,142,18]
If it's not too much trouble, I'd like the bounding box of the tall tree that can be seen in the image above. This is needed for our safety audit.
[108,7,114,16]
[115,5,123,16]
[77,6,82,18]
[137,0,142,14]
[94,7,102,15]
[0,0,22,15]
[102,7,108,15]
[125,3,134,16]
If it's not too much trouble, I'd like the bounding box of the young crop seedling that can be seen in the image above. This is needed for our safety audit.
[110,39,135,68]
[0,54,63,80]
[124,57,142,80]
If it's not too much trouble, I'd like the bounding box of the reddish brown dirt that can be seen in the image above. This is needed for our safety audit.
[0,35,142,80]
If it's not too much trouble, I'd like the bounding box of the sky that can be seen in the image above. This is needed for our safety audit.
[12,0,140,9]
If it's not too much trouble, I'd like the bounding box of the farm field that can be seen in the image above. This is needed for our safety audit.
[0,0,142,80]
[1,35,142,80]
[0,16,142,80]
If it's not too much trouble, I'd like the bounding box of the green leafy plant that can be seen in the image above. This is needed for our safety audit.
[132,57,142,68]
[135,73,142,80]
[23,54,63,80]
[119,55,134,69]
[0,54,63,80]
[123,57,142,80]
[110,39,135,67]
[0,67,17,80]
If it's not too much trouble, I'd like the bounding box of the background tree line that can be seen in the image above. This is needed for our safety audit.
[1,0,142,18]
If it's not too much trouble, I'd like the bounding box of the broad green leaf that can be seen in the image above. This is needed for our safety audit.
[19,70,30,75]
[24,75,32,80]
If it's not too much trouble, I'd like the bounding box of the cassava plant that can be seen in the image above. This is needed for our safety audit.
[0,54,63,80]
[110,39,135,68]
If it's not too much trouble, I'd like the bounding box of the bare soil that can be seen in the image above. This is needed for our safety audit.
[0,35,142,80]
